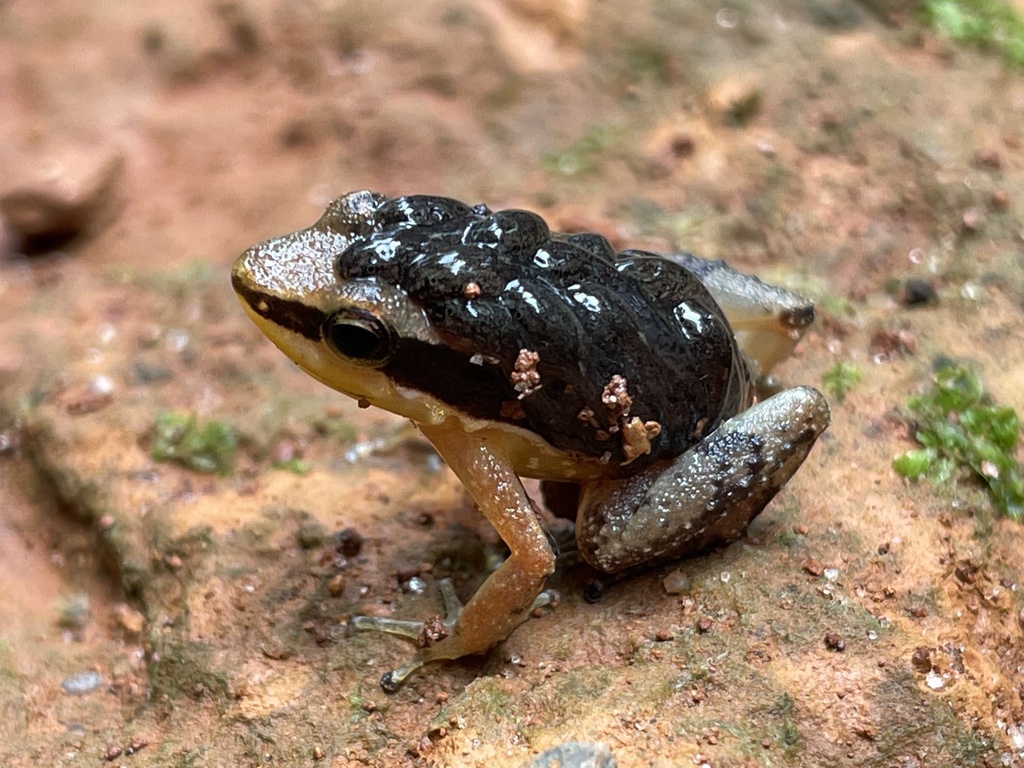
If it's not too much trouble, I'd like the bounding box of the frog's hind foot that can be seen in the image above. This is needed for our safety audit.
[349,578,556,692]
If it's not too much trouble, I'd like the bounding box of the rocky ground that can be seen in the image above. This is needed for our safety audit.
[1,1,1024,766]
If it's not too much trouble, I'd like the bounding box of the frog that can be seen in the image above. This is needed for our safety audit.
[232,191,831,691]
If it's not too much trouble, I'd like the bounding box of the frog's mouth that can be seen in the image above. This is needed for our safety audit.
[231,270,326,342]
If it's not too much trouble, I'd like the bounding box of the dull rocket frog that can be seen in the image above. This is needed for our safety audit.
[232,191,831,691]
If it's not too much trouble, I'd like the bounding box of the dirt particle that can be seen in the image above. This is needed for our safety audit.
[511,349,542,398]
[327,574,345,597]
[395,563,422,582]
[990,189,1010,209]
[911,646,932,673]
[972,147,1002,170]
[620,417,662,462]
[62,380,115,415]
[961,207,984,233]
[706,75,762,125]
[869,328,917,362]
[103,744,122,761]
[601,374,632,421]
[418,615,449,647]
[577,406,600,428]
[823,631,845,652]
[312,746,325,761]
[696,616,713,634]
[113,603,145,636]
[801,558,825,577]
[296,520,326,550]
[334,527,364,557]
[901,279,937,307]
[0,148,124,254]
[663,568,691,595]
[260,636,294,660]
[163,553,183,571]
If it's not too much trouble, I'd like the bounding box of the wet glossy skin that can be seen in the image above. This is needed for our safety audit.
[232,191,831,691]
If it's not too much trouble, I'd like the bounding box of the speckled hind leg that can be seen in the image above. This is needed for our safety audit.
[576,386,830,574]
[348,424,556,692]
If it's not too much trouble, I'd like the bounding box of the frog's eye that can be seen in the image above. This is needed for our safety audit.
[323,309,395,365]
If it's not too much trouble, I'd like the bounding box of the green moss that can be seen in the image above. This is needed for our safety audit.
[893,363,1023,519]
[922,0,1024,68]
[273,458,311,475]
[148,636,229,704]
[542,125,621,177]
[772,693,803,752]
[150,412,237,475]
[821,361,863,403]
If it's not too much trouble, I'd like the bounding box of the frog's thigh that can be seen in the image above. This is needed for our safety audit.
[576,386,830,574]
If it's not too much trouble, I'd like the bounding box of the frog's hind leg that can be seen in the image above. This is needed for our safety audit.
[668,253,814,377]
[576,385,830,574]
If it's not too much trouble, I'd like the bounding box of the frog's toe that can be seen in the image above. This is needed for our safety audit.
[348,577,463,641]
[348,578,465,691]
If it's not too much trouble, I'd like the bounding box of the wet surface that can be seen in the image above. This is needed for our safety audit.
[1,1,1024,766]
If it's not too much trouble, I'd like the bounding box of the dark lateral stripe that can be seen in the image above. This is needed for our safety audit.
[233,275,326,341]
[383,337,512,424]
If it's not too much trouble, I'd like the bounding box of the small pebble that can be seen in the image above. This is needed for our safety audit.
[824,631,845,652]
[0,149,124,253]
[334,527,363,557]
[869,328,917,362]
[706,76,762,125]
[327,574,345,597]
[911,647,932,673]
[925,670,945,690]
[902,279,937,307]
[518,742,617,768]
[113,603,145,635]
[961,208,984,233]
[662,568,691,595]
[403,576,426,594]
[801,558,824,578]
[296,520,326,550]
[61,670,103,696]
[972,147,1002,170]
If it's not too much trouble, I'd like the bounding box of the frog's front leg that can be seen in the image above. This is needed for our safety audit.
[576,386,830,573]
[349,422,555,692]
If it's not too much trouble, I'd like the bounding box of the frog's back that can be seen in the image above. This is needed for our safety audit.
[338,195,749,471]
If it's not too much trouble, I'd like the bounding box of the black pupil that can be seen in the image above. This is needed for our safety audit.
[327,315,388,361]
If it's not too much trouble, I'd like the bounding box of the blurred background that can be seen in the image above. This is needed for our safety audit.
[2,1,1024,766]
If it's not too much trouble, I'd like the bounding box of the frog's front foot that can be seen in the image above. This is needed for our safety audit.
[349,578,555,692]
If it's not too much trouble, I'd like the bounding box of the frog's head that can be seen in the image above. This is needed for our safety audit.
[232,191,453,422]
